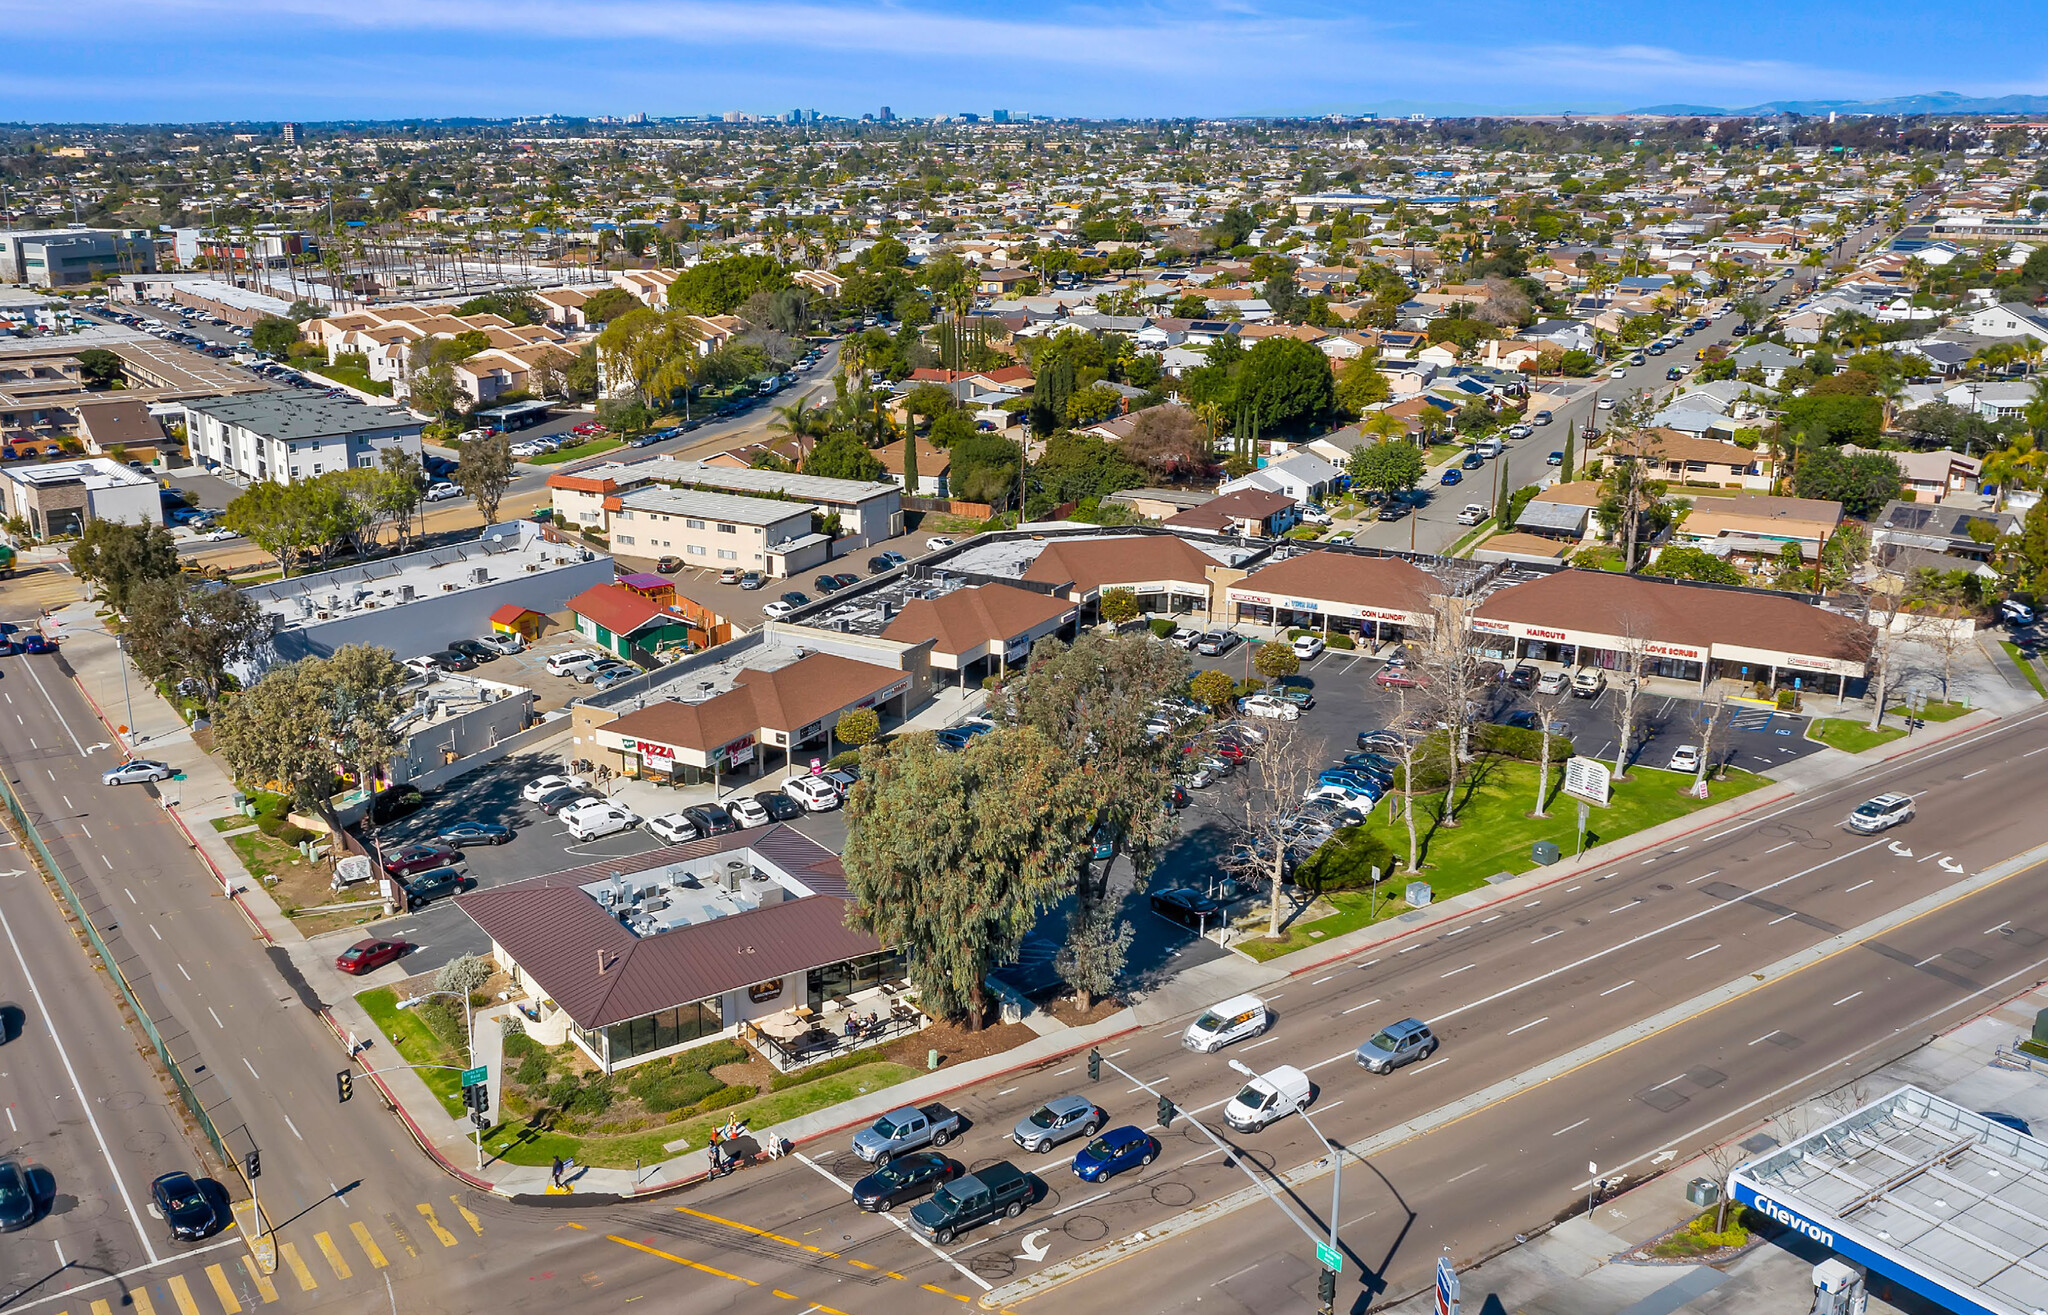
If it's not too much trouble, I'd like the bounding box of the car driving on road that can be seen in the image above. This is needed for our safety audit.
[1012,1095,1105,1154]
[102,759,173,786]
[1846,792,1915,834]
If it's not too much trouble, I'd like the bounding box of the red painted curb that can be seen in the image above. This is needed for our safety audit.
[313,1006,495,1192]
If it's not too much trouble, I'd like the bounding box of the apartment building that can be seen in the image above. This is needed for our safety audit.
[182,391,422,485]
[608,485,829,578]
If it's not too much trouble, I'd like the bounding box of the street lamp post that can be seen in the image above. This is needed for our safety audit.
[1232,1057,1342,1299]
[398,990,484,1172]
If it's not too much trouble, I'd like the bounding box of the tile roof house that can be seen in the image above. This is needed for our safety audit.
[1023,535,1224,614]
[455,826,898,1072]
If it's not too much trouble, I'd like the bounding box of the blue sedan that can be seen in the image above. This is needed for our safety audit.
[1439,468,1463,486]
[1072,1126,1160,1183]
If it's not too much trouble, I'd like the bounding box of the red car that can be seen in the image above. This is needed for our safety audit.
[334,938,409,975]
[380,844,457,878]
[1374,667,1426,688]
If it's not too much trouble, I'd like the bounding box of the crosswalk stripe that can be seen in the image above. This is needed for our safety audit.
[91,1299,114,1315]
[452,1195,484,1235]
[278,1242,317,1292]
[314,1231,353,1280]
[166,1274,203,1315]
[205,1263,242,1313]
[239,1256,279,1303]
[351,1220,388,1269]
[417,1203,459,1247]
[130,1286,158,1315]
[384,1212,419,1258]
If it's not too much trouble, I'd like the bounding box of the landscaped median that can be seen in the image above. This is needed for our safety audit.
[1238,758,1765,962]
[356,982,1031,1170]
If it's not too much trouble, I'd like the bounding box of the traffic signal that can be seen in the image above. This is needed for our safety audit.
[463,1082,489,1118]
[1087,1048,1101,1082]
[336,1069,354,1104]
[244,1149,261,1181]
[1157,1094,1175,1128]
[1318,1266,1337,1308]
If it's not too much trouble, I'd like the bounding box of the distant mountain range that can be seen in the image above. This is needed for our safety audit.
[1632,92,2048,117]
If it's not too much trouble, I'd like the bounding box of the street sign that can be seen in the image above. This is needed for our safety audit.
[1317,1242,1342,1273]
[1434,1255,1460,1315]
[461,1066,487,1088]
[1562,756,1611,806]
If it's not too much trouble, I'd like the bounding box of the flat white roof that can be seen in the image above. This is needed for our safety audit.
[1,457,155,492]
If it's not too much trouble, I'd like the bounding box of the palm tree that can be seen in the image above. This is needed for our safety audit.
[770,397,827,442]
[1982,434,2044,512]
[1362,410,1406,445]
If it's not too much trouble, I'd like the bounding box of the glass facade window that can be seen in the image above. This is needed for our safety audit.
[602,998,723,1063]
[806,949,906,1011]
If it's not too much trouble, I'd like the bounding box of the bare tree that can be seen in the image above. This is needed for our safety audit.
[1415,587,1489,825]
[1222,721,1326,938]
[1533,701,1566,818]
[1391,689,1425,873]
[1609,614,1655,781]
[1691,692,1729,796]
[1860,588,1910,732]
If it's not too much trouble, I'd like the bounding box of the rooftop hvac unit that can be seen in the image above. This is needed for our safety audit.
[399,584,415,602]
[470,567,489,584]
[723,860,746,891]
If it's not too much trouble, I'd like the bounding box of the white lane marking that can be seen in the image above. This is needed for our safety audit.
[1313,974,1336,983]
[77,824,89,839]
[1531,930,1564,945]
[124,887,136,904]
[1054,1067,1075,1077]
[1053,1188,1114,1217]
[208,1007,223,1028]
[4,1106,12,1131]
[1413,1056,1449,1073]
[1553,1118,1590,1137]
[1915,952,1943,967]
[1565,885,1581,892]
[243,1057,260,1078]
[1185,1147,1225,1164]
[284,1114,303,1141]
[1846,880,1874,893]
[176,962,190,980]
[1443,927,1469,938]
[793,1151,993,1291]
[1833,991,1864,1008]
[1600,981,1635,997]
[1609,900,1642,914]
[61,794,71,809]
[1987,921,2012,935]
[1650,1073,1686,1091]
[1342,997,1384,1015]
[1126,1076,1171,1093]
[1480,915,1501,924]
[1241,1036,1281,1052]
[1105,1048,1131,1058]
[1398,945,1419,954]
[1444,1163,1489,1184]
[0,885,159,1263]
[1426,840,1885,1029]
[1769,912,1799,926]
[331,1179,348,1208]
[2026,746,2048,757]
[1521,900,1541,908]
[1962,768,1987,779]
[1685,944,1721,961]
[1441,964,1475,978]
[1355,959,1380,970]
[1687,870,1720,884]
[17,655,88,753]
[1749,1031,1779,1046]
[101,854,112,870]
[1506,1017,1549,1036]
[997,1087,1018,1096]
[1764,842,1795,855]
[1264,993,1285,1001]
[149,924,159,939]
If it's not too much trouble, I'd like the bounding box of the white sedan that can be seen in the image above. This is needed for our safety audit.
[521,773,591,803]
[1597,396,1616,410]
[1240,694,1301,721]
[201,527,237,541]
[1291,634,1325,660]
[1668,744,1701,773]
[102,759,173,786]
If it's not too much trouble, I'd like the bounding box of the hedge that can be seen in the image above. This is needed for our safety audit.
[1149,617,1178,639]
[770,1052,892,1091]
[1473,722,1575,762]
[1287,628,1356,650]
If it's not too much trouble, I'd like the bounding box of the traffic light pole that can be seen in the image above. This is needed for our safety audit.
[1085,1049,1333,1276]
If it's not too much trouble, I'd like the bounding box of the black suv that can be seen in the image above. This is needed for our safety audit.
[402,867,472,910]
[684,804,737,836]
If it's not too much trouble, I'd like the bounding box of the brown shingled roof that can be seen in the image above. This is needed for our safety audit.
[453,826,878,1029]
[1022,536,1218,595]
[1231,550,1438,613]
[1477,570,1870,663]
[881,582,1073,656]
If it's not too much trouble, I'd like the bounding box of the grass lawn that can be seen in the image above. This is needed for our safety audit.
[2004,642,2048,699]
[528,438,624,465]
[1239,759,1763,962]
[1914,699,1972,722]
[305,362,392,396]
[1808,717,1907,754]
[359,986,468,1118]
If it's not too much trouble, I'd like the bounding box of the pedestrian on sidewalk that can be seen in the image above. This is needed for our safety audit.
[550,1155,565,1188]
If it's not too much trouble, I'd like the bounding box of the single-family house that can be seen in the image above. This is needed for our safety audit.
[1606,428,1773,490]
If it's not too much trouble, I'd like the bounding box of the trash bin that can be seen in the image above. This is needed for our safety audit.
[928,1048,941,1071]
[1532,840,1561,866]
[1686,1177,1721,1208]
[1404,881,1432,908]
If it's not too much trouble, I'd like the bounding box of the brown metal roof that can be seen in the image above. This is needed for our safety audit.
[1230,550,1438,614]
[1023,535,1218,595]
[1477,569,1872,663]
[453,826,876,1029]
[881,582,1073,657]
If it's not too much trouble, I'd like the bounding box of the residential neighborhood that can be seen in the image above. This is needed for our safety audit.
[2,53,2048,1315]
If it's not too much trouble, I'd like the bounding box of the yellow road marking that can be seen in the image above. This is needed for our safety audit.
[885,1272,909,1281]
[607,1235,758,1285]
[314,1231,352,1279]
[773,1292,800,1301]
[130,1287,158,1315]
[278,1242,317,1292]
[383,1213,419,1258]
[205,1263,242,1312]
[671,1204,839,1257]
[240,1255,279,1302]
[350,1220,388,1268]
[166,1274,203,1315]
[91,1299,113,1315]
[416,1202,459,1247]
[921,1285,956,1298]
[452,1195,484,1235]
[845,1259,875,1270]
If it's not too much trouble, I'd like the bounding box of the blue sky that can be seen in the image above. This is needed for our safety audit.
[3,0,2043,123]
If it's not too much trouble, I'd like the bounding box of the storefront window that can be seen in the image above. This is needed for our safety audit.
[806,949,906,1011]
[602,998,723,1063]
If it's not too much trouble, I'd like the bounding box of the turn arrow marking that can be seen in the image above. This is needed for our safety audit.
[83,742,110,754]
[1016,1229,1050,1263]
[1938,856,1965,874]
[1887,841,1914,858]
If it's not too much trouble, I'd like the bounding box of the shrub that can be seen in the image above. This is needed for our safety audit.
[827,749,864,770]
[1149,617,1178,639]
[1296,826,1395,894]
[1775,688,1800,711]
[695,1084,757,1115]
[275,823,315,846]
[1325,632,1357,650]
[435,954,495,997]
[567,1077,614,1116]
[1473,723,1575,762]
[627,1064,723,1113]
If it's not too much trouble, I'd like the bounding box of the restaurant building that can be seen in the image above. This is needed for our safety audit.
[1222,550,1440,644]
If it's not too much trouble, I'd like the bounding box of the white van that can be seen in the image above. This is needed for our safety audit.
[1224,1065,1311,1133]
[1182,993,1268,1053]
[563,800,642,841]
